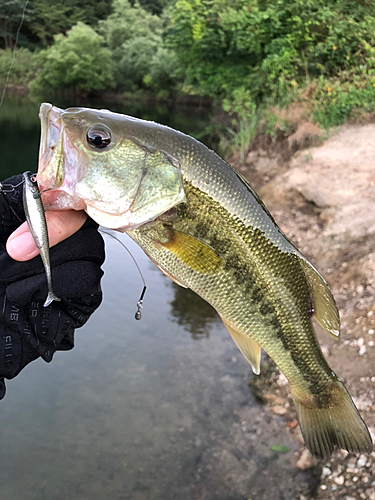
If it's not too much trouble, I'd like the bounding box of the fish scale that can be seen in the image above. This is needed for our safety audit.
[129,182,331,394]
[36,103,372,459]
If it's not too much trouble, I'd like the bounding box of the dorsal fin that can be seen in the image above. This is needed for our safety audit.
[297,255,340,339]
[220,317,262,375]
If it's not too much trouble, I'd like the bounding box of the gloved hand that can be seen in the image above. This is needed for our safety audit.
[0,174,105,399]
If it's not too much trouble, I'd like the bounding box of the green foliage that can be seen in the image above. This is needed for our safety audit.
[0,48,37,86]
[167,0,375,105]
[312,77,375,129]
[221,87,259,162]
[100,0,181,91]
[3,0,375,137]
[115,35,162,88]
[30,23,113,95]
[30,0,112,45]
[271,445,290,453]
[146,47,181,90]
[0,0,33,49]
[134,0,174,15]
[100,0,163,53]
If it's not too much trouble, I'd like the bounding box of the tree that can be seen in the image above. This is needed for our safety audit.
[30,22,113,94]
[166,0,375,102]
[100,0,163,53]
[100,0,181,91]
[131,0,173,15]
[0,0,32,49]
[30,0,113,46]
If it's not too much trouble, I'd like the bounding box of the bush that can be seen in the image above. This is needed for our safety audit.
[30,22,113,95]
[0,48,37,88]
[115,35,161,88]
[167,0,375,105]
[312,77,375,129]
[100,0,163,52]
[100,0,182,91]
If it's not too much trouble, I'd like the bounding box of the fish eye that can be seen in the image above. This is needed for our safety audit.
[86,125,112,149]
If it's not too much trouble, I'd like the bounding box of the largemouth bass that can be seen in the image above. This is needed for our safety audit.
[37,103,372,458]
[22,171,60,307]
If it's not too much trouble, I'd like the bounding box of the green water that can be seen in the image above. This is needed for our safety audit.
[0,97,316,500]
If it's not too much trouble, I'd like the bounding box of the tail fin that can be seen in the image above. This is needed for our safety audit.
[44,292,61,307]
[292,383,373,459]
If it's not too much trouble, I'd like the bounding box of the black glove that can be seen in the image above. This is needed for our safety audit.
[0,174,105,399]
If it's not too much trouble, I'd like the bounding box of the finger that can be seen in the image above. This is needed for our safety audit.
[6,210,88,261]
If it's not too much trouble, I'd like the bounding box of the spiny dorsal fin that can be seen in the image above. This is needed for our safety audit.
[220,317,261,375]
[297,256,340,340]
[159,228,223,274]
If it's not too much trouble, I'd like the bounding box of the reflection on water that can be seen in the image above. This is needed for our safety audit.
[0,98,313,500]
[1,98,41,179]
[169,283,220,339]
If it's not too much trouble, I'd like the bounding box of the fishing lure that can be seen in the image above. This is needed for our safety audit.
[22,171,60,307]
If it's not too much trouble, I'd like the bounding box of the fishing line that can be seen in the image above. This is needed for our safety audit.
[0,178,25,222]
[0,0,30,108]
[99,229,147,320]
[0,179,25,192]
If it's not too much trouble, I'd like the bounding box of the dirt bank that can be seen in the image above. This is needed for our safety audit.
[235,124,375,499]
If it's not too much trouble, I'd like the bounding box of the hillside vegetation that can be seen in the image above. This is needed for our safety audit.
[2,0,375,144]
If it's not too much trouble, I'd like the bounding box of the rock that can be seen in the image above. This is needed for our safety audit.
[296,449,314,470]
[334,475,345,485]
[359,345,367,356]
[357,456,367,467]
[321,345,330,357]
[191,483,207,500]
[322,466,332,476]
[283,124,375,239]
[255,156,278,175]
[272,405,287,415]
[277,373,288,386]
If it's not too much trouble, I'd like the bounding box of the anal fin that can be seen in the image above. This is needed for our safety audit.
[220,317,261,375]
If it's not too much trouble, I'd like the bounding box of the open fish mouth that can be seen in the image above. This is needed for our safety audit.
[37,103,87,211]
[38,103,63,185]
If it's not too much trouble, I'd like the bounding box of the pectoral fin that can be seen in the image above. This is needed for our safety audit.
[298,257,340,339]
[220,317,261,375]
[159,228,223,274]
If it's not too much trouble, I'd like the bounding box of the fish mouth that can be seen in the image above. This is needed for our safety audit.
[37,103,86,211]
[37,103,65,190]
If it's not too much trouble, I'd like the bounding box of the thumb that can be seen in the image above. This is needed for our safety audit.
[6,210,88,261]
